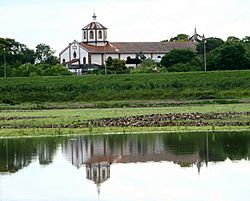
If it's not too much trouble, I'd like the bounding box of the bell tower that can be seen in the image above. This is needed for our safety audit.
[82,13,108,46]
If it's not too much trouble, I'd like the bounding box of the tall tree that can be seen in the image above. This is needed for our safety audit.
[196,37,224,54]
[160,49,196,68]
[227,36,240,43]
[0,37,35,65]
[170,34,189,42]
[35,43,58,65]
[207,43,250,70]
[106,58,127,74]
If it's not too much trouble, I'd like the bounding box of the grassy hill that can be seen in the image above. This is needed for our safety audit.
[0,70,250,104]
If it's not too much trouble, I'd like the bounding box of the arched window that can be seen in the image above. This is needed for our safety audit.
[83,57,86,64]
[90,31,94,39]
[62,59,65,63]
[73,51,77,58]
[98,31,102,39]
[83,31,86,39]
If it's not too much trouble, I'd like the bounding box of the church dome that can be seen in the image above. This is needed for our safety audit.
[82,21,107,30]
[82,13,108,46]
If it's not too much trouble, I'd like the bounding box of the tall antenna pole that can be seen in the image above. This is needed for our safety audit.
[204,38,207,72]
[3,48,6,78]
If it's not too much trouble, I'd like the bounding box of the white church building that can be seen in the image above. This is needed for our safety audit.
[59,13,197,75]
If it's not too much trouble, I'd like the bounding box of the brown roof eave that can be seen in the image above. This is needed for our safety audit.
[82,28,108,31]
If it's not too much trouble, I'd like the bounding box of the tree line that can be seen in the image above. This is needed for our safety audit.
[1,35,250,77]
[0,38,71,77]
[102,35,250,74]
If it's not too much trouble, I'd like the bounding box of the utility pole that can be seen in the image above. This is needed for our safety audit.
[3,48,6,78]
[204,39,207,72]
[104,44,107,75]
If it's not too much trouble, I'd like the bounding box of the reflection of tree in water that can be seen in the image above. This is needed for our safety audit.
[1,132,250,175]
[161,132,250,162]
[206,132,250,161]
[162,133,201,155]
[0,137,63,173]
[0,139,36,173]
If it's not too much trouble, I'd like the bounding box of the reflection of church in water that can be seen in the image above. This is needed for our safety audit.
[62,135,206,190]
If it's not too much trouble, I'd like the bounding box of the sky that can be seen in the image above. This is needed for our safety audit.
[0,0,249,54]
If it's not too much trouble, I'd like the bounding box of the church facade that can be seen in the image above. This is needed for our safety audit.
[59,13,197,75]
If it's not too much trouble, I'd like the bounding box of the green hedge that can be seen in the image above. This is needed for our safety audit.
[0,70,250,103]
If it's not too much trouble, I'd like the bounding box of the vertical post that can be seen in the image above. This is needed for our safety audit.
[0,173,2,201]
[3,48,6,78]
[6,140,8,170]
[104,44,107,75]
[204,39,207,72]
[206,132,209,167]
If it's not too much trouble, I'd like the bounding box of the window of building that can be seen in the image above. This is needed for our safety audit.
[98,31,102,39]
[83,31,86,39]
[102,169,106,179]
[93,168,97,179]
[90,31,94,39]
[62,59,65,63]
[87,169,90,178]
[83,57,86,64]
[157,56,162,58]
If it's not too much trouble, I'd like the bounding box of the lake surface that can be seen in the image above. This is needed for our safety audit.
[0,132,250,201]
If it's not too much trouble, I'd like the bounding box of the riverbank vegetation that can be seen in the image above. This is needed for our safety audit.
[0,38,71,77]
[0,70,249,104]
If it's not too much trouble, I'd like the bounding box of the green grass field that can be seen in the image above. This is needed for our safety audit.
[0,70,250,103]
[0,103,249,137]
[1,70,249,137]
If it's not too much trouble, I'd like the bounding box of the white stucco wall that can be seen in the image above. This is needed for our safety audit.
[60,41,90,65]
[79,47,89,64]
[92,54,102,65]
[70,42,80,60]
[60,48,70,63]
[120,53,136,60]
[144,53,152,59]
[152,53,165,59]
[151,53,165,62]
[106,54,119,59]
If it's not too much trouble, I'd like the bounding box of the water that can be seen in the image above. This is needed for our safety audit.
[0,132,250,201]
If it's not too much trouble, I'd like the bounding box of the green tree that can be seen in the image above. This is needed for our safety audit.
[0,38,35,66]
[170,34,189,42]
[196,37,224,54]
[131,59,159,73]
[160,49,196,68]
[106,59,127,74]
[35,43,58,65]
[242,36,250,43]
[136,52,146,61]
[227,36,240,43]
[207,43,250,70]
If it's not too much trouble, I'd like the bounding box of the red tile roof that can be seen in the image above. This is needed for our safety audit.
[80,41,196,54]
